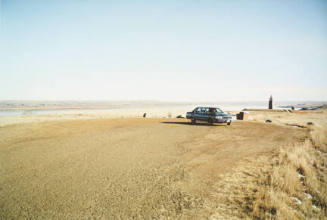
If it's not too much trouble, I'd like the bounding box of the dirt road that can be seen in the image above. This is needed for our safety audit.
[0,118,307,219]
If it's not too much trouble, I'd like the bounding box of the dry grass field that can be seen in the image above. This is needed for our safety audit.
[0,111,326,219]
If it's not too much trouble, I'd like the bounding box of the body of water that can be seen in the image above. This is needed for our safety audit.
[0,109,109,117]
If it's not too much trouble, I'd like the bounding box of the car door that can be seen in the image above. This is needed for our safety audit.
[194,107,203,121]
[197,107,207,121]
[202,107,209,121]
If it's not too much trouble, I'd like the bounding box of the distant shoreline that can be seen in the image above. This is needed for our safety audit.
[1,100,326,111]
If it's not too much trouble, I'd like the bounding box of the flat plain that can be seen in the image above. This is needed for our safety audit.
[1,113,315,219]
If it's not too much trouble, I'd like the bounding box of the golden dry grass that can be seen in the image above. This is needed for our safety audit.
[251,132,327,219]
[208,110,327,219]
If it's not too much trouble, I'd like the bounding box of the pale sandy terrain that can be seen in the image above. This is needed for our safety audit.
[0,107,196,127]
[0,112,312,219]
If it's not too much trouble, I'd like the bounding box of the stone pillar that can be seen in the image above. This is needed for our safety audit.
[269,95,273,109]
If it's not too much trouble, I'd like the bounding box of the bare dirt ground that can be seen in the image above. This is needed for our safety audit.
[0,117,309,219]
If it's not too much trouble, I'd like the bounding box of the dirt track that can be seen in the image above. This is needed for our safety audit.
[0,118,307,219]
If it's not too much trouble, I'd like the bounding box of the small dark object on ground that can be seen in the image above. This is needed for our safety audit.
[143,113,146,118]
[236,111,248,120]
[286,123,306,128]
[266,119,272,123]
[307,122,314,125]
[270,208,277,215]
[176,115,184,118]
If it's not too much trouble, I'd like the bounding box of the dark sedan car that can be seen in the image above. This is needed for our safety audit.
[186,107,235,125]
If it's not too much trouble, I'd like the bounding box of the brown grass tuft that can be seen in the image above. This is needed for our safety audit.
[210,119,327,219]
[250,126,327,219]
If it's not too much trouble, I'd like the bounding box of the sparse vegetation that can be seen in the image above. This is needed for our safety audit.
[209,111,327,219]
[251,135,327,219]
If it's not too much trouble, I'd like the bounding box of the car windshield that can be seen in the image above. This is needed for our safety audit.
[215,108,223,113]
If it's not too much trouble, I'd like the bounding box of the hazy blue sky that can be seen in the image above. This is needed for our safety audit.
[1,0,326,101]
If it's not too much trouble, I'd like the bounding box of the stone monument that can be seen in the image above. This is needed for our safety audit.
[269,95,273,109]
